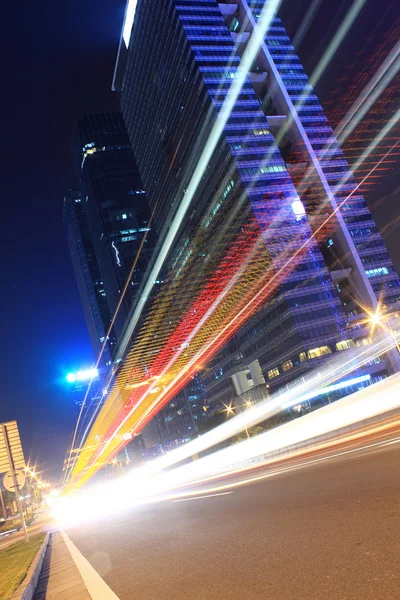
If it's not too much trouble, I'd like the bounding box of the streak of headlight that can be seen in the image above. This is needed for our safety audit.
[79,144,399,477]
[66,3,395,485]
[94,328,398,486]
[307,0,367,94]
[115,0,282,362]
[86,0,282,464]
[170,373,400,486]
[134,376,400,494]
[334,40,400,143]
[292,0,322,50]
[54,373,400,527]
[133,333,398,469]
[125,145,398,437]
[334,110,400,193]
[61,203,159,488]
[265,0,367,150]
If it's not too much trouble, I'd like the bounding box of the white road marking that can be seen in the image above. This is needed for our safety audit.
[61,529,120,599]
[171,491,232,503]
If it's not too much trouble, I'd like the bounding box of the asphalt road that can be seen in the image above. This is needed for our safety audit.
[66,433,400,600]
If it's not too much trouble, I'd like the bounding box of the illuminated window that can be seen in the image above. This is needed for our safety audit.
[299,352,307,362]
[282,360,293,371]
[307,346,331,359]
[356,338,370,347]
[253,128,270,136]
[268,367,280,379]
[365,267,389,278]
[260,165,286,174]
[229,17,240,32]
[336,340,354,351]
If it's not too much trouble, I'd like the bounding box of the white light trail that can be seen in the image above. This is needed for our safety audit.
[54,371,400,528]
[334,40,400,142]
[292,0,322,50]
[308,0,367,92]
[65,0,397,489]
[115,0,282,362]
[83,0,283,469]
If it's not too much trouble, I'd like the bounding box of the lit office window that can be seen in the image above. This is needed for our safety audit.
[336,340,354,351]
[365,267,389,278]
[308,346,331,359]
[268,367,280,379]
[282,360,293,371]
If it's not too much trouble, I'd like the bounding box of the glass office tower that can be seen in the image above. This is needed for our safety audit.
[112,0,400,412]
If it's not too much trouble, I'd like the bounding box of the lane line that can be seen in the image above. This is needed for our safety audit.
[61,528,120,599]
[171,491,232,503]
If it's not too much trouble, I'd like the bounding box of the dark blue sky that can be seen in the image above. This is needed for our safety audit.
[0,0,398,481]
[0,0,125,479]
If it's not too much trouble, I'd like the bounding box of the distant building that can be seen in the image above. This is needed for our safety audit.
[71,113,158,344]
[112,0,400,415]
[64,189,115,372]
[64,113,205,450]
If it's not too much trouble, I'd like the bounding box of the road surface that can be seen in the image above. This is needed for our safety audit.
[65,426,400,599]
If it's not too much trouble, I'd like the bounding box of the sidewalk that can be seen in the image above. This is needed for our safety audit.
[33,532,91,600]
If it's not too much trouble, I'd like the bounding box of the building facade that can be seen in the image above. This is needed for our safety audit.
[112,0,400,414]
[64,189,116,372]
[65,114,205,449]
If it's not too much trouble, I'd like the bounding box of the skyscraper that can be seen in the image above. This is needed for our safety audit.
[112,0,400,413]
[64,189,116,371]
[71,113,158,344]
[65,113,204,449]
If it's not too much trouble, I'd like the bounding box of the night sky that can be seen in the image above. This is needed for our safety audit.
[0,0,398,481]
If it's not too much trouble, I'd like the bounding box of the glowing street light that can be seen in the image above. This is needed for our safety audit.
[367,308,400,353]
[66,368,99,384]
[223,403,235,416]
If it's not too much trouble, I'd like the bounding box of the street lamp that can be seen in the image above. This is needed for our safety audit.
[223,402,252,438]
[223,403,235,416]
[367,308,400,353]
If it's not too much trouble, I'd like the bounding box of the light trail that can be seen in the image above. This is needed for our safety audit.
[326,16,400,194]
[68,318,399,493]
[308,0,367,93]
[61,202,159,488]
[54,372,400,527]
[64,1,398,491]
[260,0,368,158]
[115,0,283,363]
[292,0,322,50]
[65,136,400,493]
[171,492,232,503]
[334,40,400,142]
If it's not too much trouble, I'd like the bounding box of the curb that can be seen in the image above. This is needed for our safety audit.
[0,516,37,540]
[11,532,50,600]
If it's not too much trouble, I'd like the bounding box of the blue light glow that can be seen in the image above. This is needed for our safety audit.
[296,373,371,405]
[66,368,99,384]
